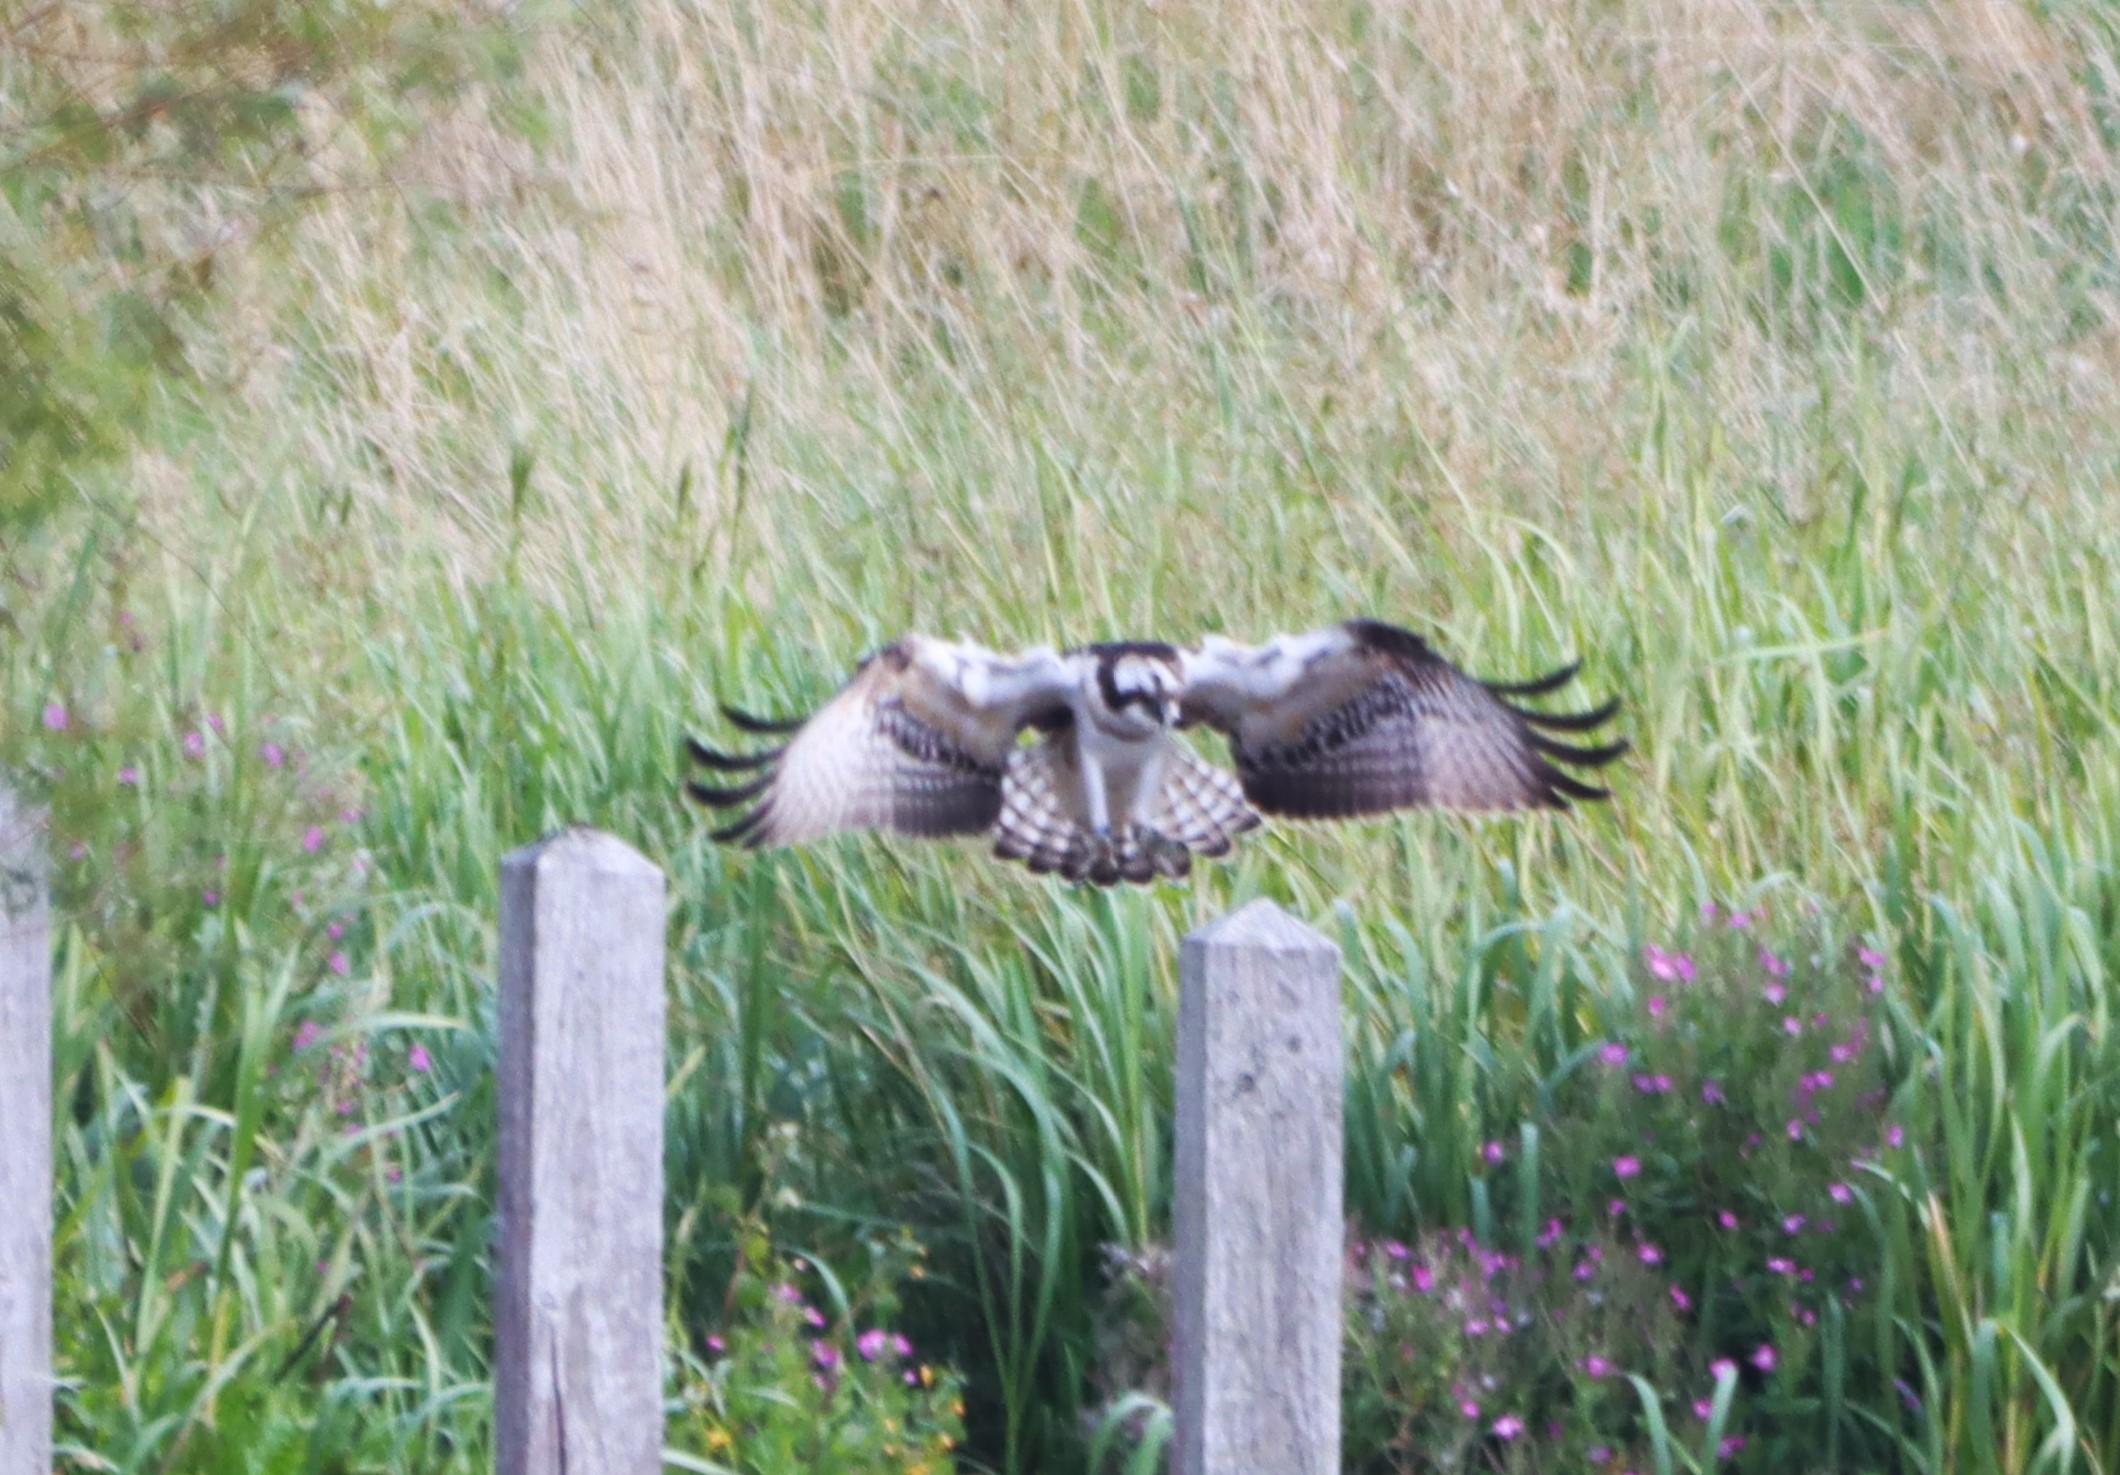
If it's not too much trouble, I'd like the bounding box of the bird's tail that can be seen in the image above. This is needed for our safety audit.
[993,742,1260,886]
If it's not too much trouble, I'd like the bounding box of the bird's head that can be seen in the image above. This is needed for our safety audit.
[1088,643,1183,734]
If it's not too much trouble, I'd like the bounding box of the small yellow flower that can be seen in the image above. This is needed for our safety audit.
[705,1429,731,1452]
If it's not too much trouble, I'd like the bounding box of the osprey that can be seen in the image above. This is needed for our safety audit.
[687,619,1624,886]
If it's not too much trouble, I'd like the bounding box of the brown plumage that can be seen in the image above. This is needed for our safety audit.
[687,621,1624,884]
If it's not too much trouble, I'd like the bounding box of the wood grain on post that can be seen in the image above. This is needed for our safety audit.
[495,828,667,1475]
[0,788,52,1475]
[1174,898,1344,1475]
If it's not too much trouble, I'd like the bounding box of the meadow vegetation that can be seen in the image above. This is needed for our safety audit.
[6,0,2120,1470]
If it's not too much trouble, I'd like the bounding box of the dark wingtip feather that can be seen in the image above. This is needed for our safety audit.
[1528,734,1630,768]
[1514,695,1622,733]
[686,771,774,808]
[708,805,772,846]
[721,703,806,735]
[1540,766,1613,804]
[1484,659,1583,698]
[685,735,782,771]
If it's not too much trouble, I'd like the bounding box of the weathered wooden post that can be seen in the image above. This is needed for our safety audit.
[495,828,667,1475]
[1173,898,1344,1475]
[0,787,52,1475]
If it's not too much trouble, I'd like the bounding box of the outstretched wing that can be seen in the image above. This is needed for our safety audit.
[1178,619,1625,818]
[687,637,1073,848]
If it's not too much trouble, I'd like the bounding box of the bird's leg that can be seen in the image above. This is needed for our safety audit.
[1079,750,1112,835]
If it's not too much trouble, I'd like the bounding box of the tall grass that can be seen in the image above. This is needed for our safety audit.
[8,0,2120,1468]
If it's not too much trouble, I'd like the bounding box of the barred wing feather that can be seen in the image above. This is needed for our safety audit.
[1180,619,1625,819]
[687,638,1072,847]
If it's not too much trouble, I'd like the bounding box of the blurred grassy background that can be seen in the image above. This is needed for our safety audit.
[6,0,2120,1469]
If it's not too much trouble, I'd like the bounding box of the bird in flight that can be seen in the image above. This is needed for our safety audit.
[686,619,1624,886]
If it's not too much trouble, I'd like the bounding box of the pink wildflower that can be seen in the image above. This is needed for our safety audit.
[42,702,68,732]
[1459,1399,1480,1420]
[1694,1399,1714,1419]
[1412,1264,1435,1293]
[1581,1354,1613,1379]
[1828,1182,1853,1204]
[118,765,139,786]
[1720,1435,1748,1457]
[1670,1284,1691,1310]
[304,825,326,853]
[1718,1210,1739,1230]
[1638,1244,1663,1266]
[183,730,206,759]
[1762,982,1787,1005]
[1702,1078,1725,1105]
[1751,1343,1778,1373]
[1886,1124,1905,1148]
[1383,1239,1411,1260]
[409,1044,432,1073]
[329,949,349,976]
[1647,995,1668,1018]
[1783,1214,1806,1234]
[1599,1041,1629,1066]
[259,741,286,768]
[1858,945,1886,970]
[1767,1257,1796,1275]
[294,1020,322,1051]
[1612,1155,1641,1179]
[811,1339,839,1369]
[1711,1358,1738,1381]
[1484,1139,1505,1164]
[1491,1414,1524,1441]
[857,1328,888,1360]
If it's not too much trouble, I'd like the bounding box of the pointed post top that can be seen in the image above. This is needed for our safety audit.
[1184,897,1339,959]
[500,825,663,885]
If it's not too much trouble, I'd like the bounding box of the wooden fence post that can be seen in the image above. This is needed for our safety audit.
[0,787,52,1475]
[1173,898,1344,1475]
[495,828,667,1475]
